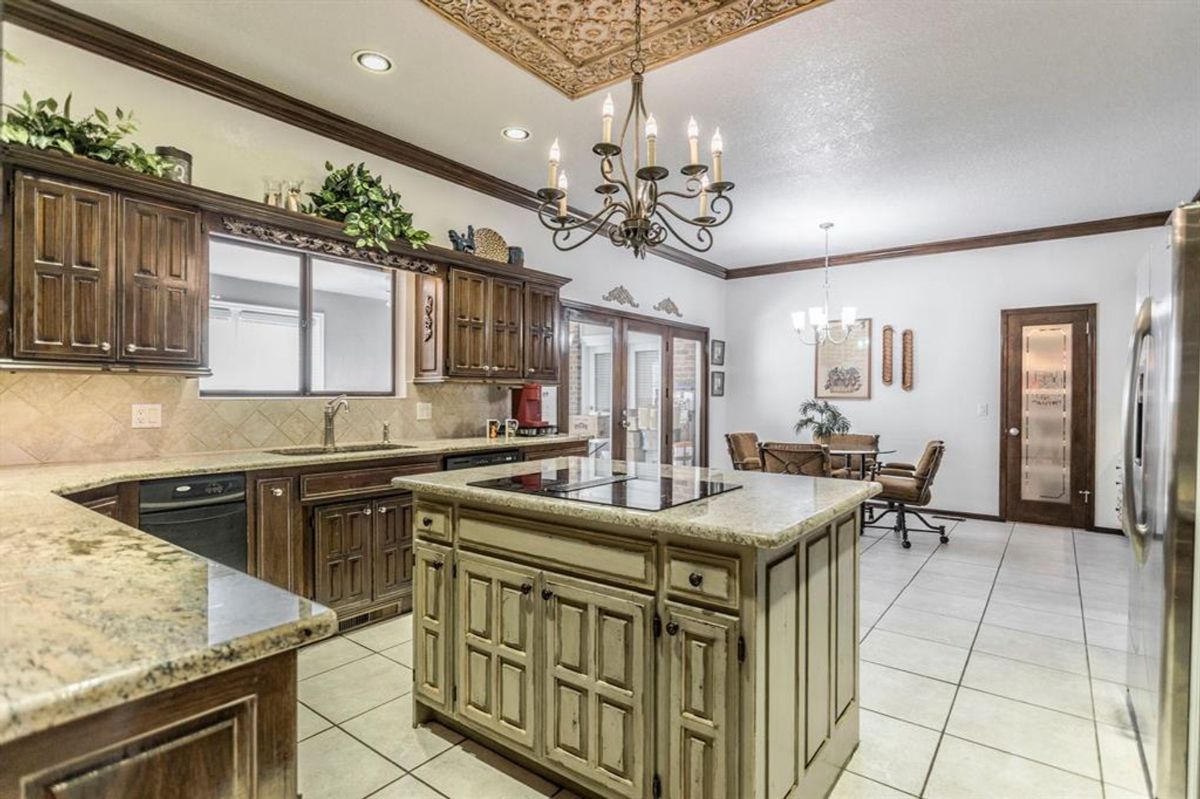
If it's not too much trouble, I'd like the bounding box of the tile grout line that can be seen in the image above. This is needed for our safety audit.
[857,521,960,643]
[915,521,1015,798]
[1074,528,1110,799]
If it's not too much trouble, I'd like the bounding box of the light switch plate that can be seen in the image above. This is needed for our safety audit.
[976,402,989,417]
[416,402,433,421]
[131,403,163,428]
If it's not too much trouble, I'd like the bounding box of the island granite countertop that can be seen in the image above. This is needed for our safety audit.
[394,457,881,549]
[0,433,587,746]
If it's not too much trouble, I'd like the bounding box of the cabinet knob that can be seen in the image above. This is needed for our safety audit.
[378,506,388,514]
[271,487,284,497]
[688,572,704,588]
[431,561,444,571]
[541,588,554,601]
[126,343,137,353]
[99,341,111,352]
[363,507,372,515]
[527,368,535,374]
[665,621,680,636]
[520,583,533,595]
[422,516,433,527]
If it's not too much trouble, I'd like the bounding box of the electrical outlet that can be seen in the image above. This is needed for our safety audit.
[131,403,163,428]
[976,402,989,417]
[416,402,433,421]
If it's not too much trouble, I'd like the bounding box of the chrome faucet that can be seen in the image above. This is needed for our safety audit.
[323,395,350,448]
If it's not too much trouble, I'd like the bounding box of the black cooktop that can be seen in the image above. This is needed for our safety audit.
[467,463,741,512]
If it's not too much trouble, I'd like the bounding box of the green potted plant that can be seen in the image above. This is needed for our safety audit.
[304,161,431,251]
[0,91,167,177]
[793,399,851,442]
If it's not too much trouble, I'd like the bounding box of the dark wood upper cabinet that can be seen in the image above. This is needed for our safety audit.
[447,268,490,378]
[118,196,205,366]
[314,501,373,613]
[490,276,524,379]
[13,173,116,361]
[523,284,560,382]
[372,495,413,604]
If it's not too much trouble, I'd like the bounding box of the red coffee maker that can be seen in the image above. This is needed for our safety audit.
[512,383,552,432]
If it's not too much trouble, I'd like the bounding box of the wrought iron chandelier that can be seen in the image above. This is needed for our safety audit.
[792,223,858,345]
[536,0,734,258]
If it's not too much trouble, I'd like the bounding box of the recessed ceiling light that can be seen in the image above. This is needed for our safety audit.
[501,126,531,142]
[353,50,393,73]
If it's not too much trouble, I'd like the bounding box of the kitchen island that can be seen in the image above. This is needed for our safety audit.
[394,457,880,799]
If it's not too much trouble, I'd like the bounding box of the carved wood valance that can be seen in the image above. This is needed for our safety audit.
[217,217,440,274]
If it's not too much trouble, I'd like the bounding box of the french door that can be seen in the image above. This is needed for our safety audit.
[561,304,708,466]
[1000,304,1096,528]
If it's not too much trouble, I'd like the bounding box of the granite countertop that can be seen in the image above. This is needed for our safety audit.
[0,433,587,746]
[394,457,881,549]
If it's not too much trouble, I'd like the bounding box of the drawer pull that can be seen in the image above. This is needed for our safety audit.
[688,572,704,587]
[520,583,533,595]
[665,621,680,636]
[363,507,372,515]
[126,343,137,353]
[378,506,388,514]
[271,487,284,497]
[99,341,111,352]
[422,516,433,527]
[541,588,554,601]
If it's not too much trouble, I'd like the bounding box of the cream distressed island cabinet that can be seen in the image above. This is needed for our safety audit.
[395,460,879,799]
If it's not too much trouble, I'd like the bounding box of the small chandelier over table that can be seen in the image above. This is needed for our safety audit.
[536,0,734,258]
[792,222,858,345]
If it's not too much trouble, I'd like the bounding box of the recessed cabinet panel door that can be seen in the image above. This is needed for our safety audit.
[666,602,737,799]
[544,575,650,799]
[523,285,559,381]
[14,174,116,360]
[372,496,412,603]
[447,269,489,377]
[314,502,373,612]
[413,543,451,709]
[490,277,524,379]
[119,197,204,365]
[253,477,304,596]
[455,552,537,751]
[805,530,833,765]
[834,515,858,720]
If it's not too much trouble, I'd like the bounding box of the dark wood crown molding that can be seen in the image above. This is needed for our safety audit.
[2,0,727,279]
[726,210,1172,279]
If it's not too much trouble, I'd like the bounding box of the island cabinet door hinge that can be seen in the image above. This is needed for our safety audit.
[653,612,662,638]
[652,774,662,798]
[452,685,457,703]
[738,635,746,663]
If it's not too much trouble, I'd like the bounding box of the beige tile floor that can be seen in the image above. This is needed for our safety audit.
[296,518,1149,799]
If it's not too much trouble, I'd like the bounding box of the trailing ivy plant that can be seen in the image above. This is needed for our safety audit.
[304,161,431,251]
[0,91,167,177]
[794,399,852,441]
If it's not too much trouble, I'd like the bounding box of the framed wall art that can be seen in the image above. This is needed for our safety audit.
[711,339,725,366]
[815,319,872,400]
[711,370,725,397]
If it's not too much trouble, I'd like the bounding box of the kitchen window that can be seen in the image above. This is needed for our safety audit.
[201,238,396,396]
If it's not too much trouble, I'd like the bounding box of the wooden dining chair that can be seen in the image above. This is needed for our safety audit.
[725,432,763,471]
[759,442,838,477]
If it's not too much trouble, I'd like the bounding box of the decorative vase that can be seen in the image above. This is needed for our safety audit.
[154,146,192,184]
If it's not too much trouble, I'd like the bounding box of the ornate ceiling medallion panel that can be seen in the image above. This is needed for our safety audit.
[420,0,828,98]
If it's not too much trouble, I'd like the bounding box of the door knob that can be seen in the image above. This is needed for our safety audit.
[1007,427,1020,437]
[126,344,137,353]
[378,506,387,514]
[541,588,554,601]
[363,507,372,515]
[99,341,111,352]
[520,583,533,595]
[665,621,680,636]
[271,487,284,497]
[688,572,704,588]
[422,516,433,527]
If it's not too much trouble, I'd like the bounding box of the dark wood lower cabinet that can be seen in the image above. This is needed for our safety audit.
[251,476,305,596]
[372,495,413,604]
[0,651,297,799]
[314,502,374,614]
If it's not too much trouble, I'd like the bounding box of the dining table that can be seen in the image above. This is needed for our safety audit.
[827,448,897,480]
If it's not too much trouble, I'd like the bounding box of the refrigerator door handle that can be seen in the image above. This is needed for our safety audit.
[1122,297,1152,562]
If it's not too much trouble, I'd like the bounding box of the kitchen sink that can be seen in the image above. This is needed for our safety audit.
[265,443,418,456]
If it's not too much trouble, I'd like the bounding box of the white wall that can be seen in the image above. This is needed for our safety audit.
[1,24,728,457]
[725,228,1163,528]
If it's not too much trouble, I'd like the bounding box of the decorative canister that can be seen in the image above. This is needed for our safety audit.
[154,146,192,184]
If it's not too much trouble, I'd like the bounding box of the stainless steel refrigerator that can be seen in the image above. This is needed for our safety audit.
[1125,201,1199,799]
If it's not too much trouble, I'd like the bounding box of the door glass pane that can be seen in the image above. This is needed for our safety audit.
[671,337,703,466]
[625,329,662,464]
[310,258,394,393]
[1021,323,1072,503]
[201,239,302,393]
[566,319,614,459]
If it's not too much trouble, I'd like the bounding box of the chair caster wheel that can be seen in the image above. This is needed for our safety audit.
[940,535,949,544]
[902,540,912,549]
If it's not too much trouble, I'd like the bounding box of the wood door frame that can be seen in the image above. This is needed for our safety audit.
[558,300,710,466]
[999,303,1097,529]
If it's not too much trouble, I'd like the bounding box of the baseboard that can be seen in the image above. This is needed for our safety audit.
[1089,525,1124,536]
[867,502,1003,523]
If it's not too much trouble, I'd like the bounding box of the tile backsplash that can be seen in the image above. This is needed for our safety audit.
[0,373,509,466]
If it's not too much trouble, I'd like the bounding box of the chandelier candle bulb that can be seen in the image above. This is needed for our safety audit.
[602,94,615,144]
[645,114,658,167]
[687,116,700,164]
[548,138,561,187]
[843,307,858,327]
[698,174,710,218]
[792,310,807,332]
[557,171,568,218]
[711,127,724,182]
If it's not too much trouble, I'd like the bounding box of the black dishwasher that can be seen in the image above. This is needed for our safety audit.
[139,473,248,571]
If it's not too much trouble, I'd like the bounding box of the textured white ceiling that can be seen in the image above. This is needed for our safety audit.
[51,0,1200,269]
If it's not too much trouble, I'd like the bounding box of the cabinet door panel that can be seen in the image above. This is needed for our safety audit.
[14,174,115,360]
[490,277,524,379]
[523,284,559,381]
[805,529,833,765]
[456,552,537,751]
[834,515,858,720]
[314,502,373,612]
[447,269,489,377]
[252,477,304,596]
[666,602,737,799]
[545,574,651,798]
[118,197,204,365]
[413,543,452,709]
[372,495,412,603]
